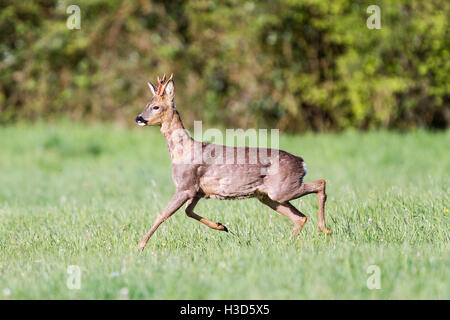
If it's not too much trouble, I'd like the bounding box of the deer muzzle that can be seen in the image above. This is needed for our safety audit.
[135,115,148,126]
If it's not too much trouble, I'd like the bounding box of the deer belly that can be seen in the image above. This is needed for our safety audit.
[199,166,263,199]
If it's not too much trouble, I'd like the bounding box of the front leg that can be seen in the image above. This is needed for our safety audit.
[137,191,191,250]
[185,197,229,232]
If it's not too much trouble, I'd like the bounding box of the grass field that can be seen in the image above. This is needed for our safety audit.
[0,122,448,299]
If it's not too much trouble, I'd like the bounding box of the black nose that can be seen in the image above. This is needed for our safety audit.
[135,116,147,125]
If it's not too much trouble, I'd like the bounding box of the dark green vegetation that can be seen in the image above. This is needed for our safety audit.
[0,124,448,299]
[1,1,449,130]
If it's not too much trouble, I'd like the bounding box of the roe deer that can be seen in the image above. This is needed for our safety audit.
[135,74,331,250]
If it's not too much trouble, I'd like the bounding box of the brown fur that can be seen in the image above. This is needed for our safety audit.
[136,74,331,250]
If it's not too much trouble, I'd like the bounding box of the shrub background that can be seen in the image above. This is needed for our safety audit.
[1,0,448,131]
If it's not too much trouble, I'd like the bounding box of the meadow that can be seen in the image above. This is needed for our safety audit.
[0,122,448,299]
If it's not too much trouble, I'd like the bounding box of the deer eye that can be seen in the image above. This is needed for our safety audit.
[152,106,160,110]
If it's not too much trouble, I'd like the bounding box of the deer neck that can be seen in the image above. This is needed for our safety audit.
[160,108,193,162]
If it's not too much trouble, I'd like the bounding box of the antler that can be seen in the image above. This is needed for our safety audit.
[155,73,173,96]
[155,74,165,95]
[161,73,174,95]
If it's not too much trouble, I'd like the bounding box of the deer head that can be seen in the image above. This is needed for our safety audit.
[136,74,175,127]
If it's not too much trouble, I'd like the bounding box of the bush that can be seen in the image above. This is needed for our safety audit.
[0,0,448,131]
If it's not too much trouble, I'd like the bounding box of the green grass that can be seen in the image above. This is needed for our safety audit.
[0,122,448,299]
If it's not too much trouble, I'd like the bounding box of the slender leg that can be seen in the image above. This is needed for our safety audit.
[137,191,190,250]
[258,196,307,237]
[185,197,228,232]
[296,179,331,235]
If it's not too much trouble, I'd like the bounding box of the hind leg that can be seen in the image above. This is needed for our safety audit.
[297,179,331,235]
[258,195,307,237]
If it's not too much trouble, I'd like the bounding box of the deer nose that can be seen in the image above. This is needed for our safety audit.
[135,115,147,126]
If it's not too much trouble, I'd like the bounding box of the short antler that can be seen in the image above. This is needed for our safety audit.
[155,74,173,96]
[161,73,174,94]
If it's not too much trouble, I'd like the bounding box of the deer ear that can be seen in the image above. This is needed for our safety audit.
[147,81,157,96]
[164,79,175,100]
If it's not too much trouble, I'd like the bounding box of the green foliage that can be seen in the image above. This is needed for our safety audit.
[0,124,448,298]
[0,1,449,131]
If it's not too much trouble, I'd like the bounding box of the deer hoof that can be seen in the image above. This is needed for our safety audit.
[217,222,228,232]
[320,227,332,235]
[136,242,146,251]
